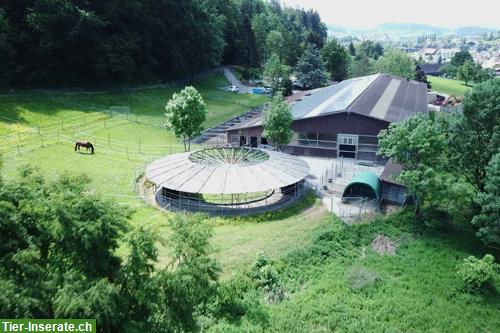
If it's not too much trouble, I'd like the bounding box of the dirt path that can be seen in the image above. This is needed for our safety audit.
[223,66,252,94]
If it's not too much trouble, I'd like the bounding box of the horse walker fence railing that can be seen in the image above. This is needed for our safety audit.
[154,181,308,216]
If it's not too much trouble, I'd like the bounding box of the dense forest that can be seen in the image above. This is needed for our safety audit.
[0,0,327,87]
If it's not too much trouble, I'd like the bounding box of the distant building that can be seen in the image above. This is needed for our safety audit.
[437,48,460,63]
[417,63,444,76]
[226,73,428,162]
[423,48,438,56]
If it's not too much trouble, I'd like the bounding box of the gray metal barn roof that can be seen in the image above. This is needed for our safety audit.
[228,73,428,131]
[145,148,310,195]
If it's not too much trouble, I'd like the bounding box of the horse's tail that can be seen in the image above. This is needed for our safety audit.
[74,142,78,151]
[90,143,94,154]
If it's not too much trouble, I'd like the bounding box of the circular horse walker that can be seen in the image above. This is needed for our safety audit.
[144,147,310,216]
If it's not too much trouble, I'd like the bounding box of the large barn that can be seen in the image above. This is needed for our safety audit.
[226,73,428,163]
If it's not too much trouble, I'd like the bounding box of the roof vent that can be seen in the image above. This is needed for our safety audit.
[305,93,312,96]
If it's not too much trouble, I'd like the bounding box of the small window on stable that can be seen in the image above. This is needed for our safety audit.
[261,137,268,145]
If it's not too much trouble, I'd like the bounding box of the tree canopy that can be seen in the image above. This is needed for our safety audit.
[379,79,500,244]
[374,49,414,79]
[0,0,328,87]
[0,169,235,332]
[321,38,350,81]
[378,115,473,224]
[264,53,291,95]
[263,92,293,149]
[447,79,500,192]
[450,50,473,67]
[165,86,207,151]
[295,45,328,89]
[472,152,500,249]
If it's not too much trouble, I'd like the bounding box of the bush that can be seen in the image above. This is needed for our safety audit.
[250,254,287,303]
[457,254,497,292]
[346,266,380,290]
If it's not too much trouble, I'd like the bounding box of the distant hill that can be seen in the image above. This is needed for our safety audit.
[376,23,447,34]
[327,23,499,40]
[326,25,346,33]
[454,26,497,36]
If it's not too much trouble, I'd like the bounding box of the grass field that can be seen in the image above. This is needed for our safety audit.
[0,72,327,276]
[210,212,500,332]
[1,72,498,331]
[428,76,472,96]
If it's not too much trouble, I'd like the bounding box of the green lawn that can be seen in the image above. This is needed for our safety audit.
[2,73,499,332]
[210,211,500,332]
[429,76,472,96]
[1,72,329,277]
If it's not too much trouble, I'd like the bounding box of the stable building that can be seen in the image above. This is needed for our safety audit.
[226,73,428,162]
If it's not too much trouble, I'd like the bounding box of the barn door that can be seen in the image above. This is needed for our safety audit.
[337,134,358,159]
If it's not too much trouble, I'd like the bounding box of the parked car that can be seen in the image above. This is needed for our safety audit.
[229,85,239,93]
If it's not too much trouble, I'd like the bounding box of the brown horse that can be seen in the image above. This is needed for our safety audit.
[75,141,94,154]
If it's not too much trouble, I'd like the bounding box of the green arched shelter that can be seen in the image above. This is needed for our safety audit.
[342,172,381,201]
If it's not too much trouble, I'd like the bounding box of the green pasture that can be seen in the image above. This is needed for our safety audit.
[428,76,472,96]
[1,72,498,332]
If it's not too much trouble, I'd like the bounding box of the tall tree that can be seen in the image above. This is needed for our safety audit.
[263,92,293,149]
[0,10,15,87]
[374,49,414,78]
[295,44,328,89]
[263,53,290,94]
[456,61,477,86]
[0,168,230,332]
[321,38,350,81]
[348,41,356,56]
[360,40,384,59]
[450,50,473,67]
[472,151,500,250]
[239,15,260,70]
[378,115,472,220]
[349,52,373,77]
[447,79,500,192]
[415,65,431,89]
[165,86,207,151]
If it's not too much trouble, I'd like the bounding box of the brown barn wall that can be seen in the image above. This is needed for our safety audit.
[226,112,390,160]
[291,112,389,136]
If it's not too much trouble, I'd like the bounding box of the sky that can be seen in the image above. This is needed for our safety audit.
[280,0,500,29]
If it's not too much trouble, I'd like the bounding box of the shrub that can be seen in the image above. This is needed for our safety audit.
[457,254,497,292]
[346,266,380,290]
[250,254,287,303]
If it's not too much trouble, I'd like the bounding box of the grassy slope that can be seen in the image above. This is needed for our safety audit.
[428,76,472,96]
[1,73,327,277]
[2,73,499,331]
[212,212,500,332]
